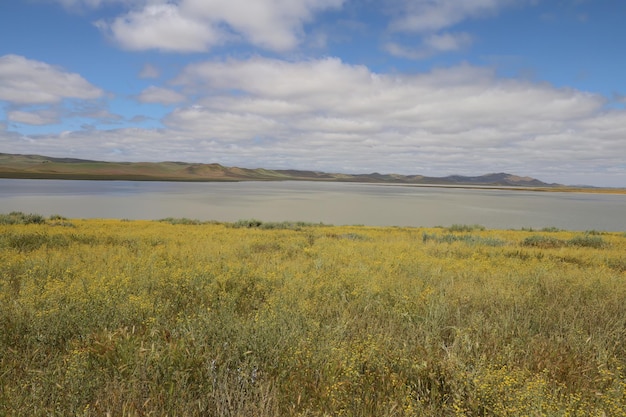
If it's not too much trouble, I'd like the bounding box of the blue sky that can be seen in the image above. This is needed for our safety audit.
[1,0,625,186]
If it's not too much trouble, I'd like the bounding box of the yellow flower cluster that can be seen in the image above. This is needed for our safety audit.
[1,218,625,416]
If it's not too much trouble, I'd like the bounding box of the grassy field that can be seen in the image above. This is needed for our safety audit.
[1,212,626,416]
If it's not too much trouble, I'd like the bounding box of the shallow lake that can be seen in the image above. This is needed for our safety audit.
[1,179,625,231]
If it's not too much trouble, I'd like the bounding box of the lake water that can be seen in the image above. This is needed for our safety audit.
[1,179,625,231]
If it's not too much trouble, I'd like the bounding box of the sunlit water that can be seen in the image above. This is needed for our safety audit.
[1,179,625,231]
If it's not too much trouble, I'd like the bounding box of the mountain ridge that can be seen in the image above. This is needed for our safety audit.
[0,152,560,187]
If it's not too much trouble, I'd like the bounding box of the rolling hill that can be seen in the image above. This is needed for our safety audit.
[0,152,558,187]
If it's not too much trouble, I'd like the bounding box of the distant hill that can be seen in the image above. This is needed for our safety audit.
[0,152,559,187]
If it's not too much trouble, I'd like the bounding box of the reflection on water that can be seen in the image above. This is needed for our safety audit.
[1,179,625,231]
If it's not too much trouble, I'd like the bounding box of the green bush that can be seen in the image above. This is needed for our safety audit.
[231,218,264,228]
[521,234,608,249]
[0,232,70,251]
[0,211,46,225]
[567,234,607,248]
[423,232,505,247]
[521,235,565,249]
[48,214,68,221]
[446,224,486,232]
[606,258,626,272]
[540,226,562,232]
[158,217,207,225]
[229,219,328,230]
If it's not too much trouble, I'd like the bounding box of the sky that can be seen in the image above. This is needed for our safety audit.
[0,0,625,187]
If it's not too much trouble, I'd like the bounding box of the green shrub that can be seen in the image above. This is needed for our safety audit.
[584,229,605,236]
[540,226,562,232]
[0,232,69,251]
[158,217,211,225]
[0,211,46,225]
[521,235,565,249]
[446,224,486,232]
[229,219,328,230]
[520,234,607,249]
[48,214,68,221]
[606,258,626,272]
[567,234,607,248]
[231,218,264,228]
[338,233,369,241]
[423,232,505,247]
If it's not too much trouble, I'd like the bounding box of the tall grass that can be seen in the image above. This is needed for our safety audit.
[1,217,626,416]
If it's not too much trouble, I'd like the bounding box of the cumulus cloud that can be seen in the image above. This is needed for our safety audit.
[95,0,345,52]
[385,32,473,59]
[137,86,186,104]
[390,0,520,33]
[0,55,103,104]
[174,57,374,105]
[425,32,473,51]
[94,4,222,52]
[5,56,625,186]
[8,109,60,125]
[139,63,160,79]
[0,55,115,128]
[52,0,133,7]
[164,107,282,141]
[174,57,602,126]
[166,56,621,183]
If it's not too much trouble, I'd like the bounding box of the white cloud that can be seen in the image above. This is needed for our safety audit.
[166,57,621,183]
[139,63,160,79]
[385,32,473,59]
[182,0,345,51]
[5,56,625,186]
[74,108,124,123]
[384,42,426,60]
[390,0,520,33]
[174,57,374,105]
[425,32,473,52]
[8,109,60,125]
[0,55,103,104]
[164,107,282,141]
[95,0,346,52]
[95,4,222,52]
[174,57,601,125]
[51,0,133,8]
[137,86,186,104]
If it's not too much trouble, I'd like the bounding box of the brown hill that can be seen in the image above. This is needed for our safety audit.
[0,152,558,187]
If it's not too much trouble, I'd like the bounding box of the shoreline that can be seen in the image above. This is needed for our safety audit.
[1,173,625,195]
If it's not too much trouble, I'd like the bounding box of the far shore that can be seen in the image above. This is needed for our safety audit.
[380,182,626,194]
[1,173,625,195]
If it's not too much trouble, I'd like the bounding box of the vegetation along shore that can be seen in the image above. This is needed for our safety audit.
[2,212,626,415]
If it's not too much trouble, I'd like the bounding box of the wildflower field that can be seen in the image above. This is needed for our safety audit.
[1,212,626,416]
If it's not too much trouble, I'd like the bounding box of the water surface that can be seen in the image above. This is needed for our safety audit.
[1,179,625,231]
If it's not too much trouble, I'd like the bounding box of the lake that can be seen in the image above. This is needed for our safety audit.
[1,179,625,231]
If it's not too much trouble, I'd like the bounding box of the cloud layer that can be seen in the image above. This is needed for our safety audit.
[3,1,624,186]
[3,54,625,185]
[0,55,102,105]
[390,0,520,33]
[94,0,345,52]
